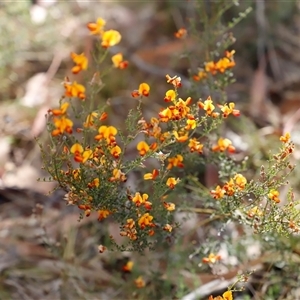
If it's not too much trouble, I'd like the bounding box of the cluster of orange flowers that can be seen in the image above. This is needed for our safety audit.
[135,79,240,163]
[49,102,73,136]
[199,97,240,119]
[210,174,247,200]
[87,17,121,47]
[268,189,281,204]
[210,132,296,228]
[48,18,186,242]
[121,184,177,240]
[173,27,234,82]
[48,19,128,223]
[266,133,294,205]
[122,75,241,238]
[49,79,241,240]
[202,253,221,264]
[193,50,236,81]
[277,132,295,160]
[87,18,128,68]
[40,13,300,300]
[48,18,128,136]
[47,16,242,246]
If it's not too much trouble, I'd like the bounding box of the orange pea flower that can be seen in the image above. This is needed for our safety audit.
[202,253,221,264]
[247,206,263,218]
[212,138,235,153]
[131,82,150,98]
[144,169,159,180]
[138,213,154,229]
[88,178,100,188]
[225,50,235,59]
[95,125,118,145]
[166,177,180,189]
[163,224,173,232]
[215,57,235,73]
[174,28,187,39]
[98,209,111,221]
[193,69,207,81]
[52,116,73,136]
[188,138,204,153]
[167,155,184,170]
[122,261,134,272]
[280,132,290,143]
[124,218,135,230]
[64,81,86,100]
[164,89,176,102]
[87,17,106,35]
[139,83,150,97]
[70,52,88,74]
[209,291,233,300]
[177,97,192,114]
[112,53,128,69]
[234,174,247,190]
[70,143,83,153]
[185,118,197,130]
[120,218,138,241]
[148,229,155,236]
[205,61,217,75]
[198,96,215,116]
[110,145,122,159]
[163,202,175,211]
[173,131,189,142]
[72,169,80,179]
[100,112,108,121]
[289,220,300,233]
[132,192,149,207]
[101,30,121,48]
[78,204,91,217]
[70,143,93,163]
[223,291,233,300]
[109,168,126,182]
[223,179,235,196]
[134,276,146,288]
[137,141,150,156]
[218,102,240,118]
[166,74,182,88]
[158,107,173,122]
[50,102,69,116]
[268,189,280,204]
[210,185,225,199]
[131,90,140,98]
[84,111,98,128]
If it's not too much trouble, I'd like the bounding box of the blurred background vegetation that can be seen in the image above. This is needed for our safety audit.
[1,0,300,299]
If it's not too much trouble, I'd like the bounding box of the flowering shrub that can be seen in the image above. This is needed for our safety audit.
[40,17,298,245]
[38,4,300,299]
